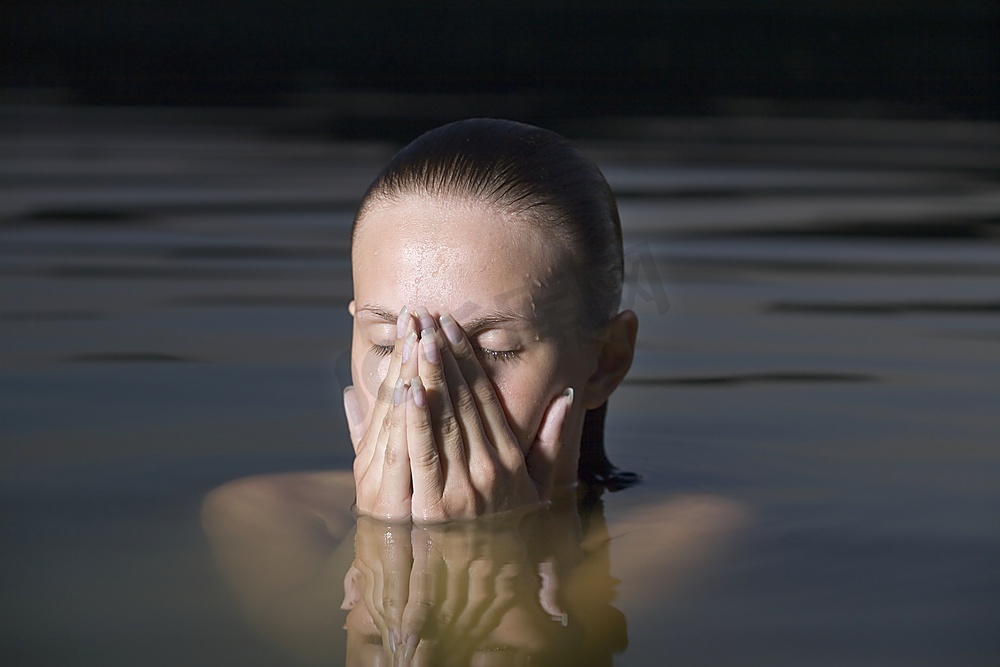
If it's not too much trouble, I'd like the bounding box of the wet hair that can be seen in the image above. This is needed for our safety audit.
[352,118,639,490]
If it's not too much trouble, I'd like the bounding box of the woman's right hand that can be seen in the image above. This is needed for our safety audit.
[404,307,572,523]
[344,307,420,523]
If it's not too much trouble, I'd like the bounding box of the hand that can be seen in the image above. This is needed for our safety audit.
[348,516,573,665]
[404,307,575,523]
[345,307,421,522]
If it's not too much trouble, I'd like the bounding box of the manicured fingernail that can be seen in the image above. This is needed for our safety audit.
[393,378,405,405]
[410,377,427,408]
[439,313,462,345]
[396,306,409,339]
[403,633,419,660]
[563,387,574,405]
[420,328,440,363]
[414,306,435,332]
[343,386,362,425]
[402,330,417,363]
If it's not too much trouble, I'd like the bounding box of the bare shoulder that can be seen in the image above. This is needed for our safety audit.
[611,493,751,535]
[597,493,753,612]
[202,470,356,539]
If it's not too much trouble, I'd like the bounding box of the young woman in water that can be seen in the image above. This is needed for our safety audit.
[203,119,746,666]
[344,117,640,524]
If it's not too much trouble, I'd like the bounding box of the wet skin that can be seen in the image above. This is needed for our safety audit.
[346,193,637,523]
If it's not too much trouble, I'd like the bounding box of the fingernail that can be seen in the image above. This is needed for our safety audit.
[396,306,409,339]
[439,313,462,345]
[402,330,417,363]
[343,386,362,425]
[414,306,435,332]
[420,328,440,363]
[403,633,419,660]
[393,378,405,405]
[388,629,399,653]
[410,376,427,408]
[563,387,574,406]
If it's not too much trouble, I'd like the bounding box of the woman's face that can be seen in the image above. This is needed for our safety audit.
[349,193,597,471]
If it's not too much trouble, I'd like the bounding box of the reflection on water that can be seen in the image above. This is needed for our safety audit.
[2,109,1000,665]
[202,472,746,666]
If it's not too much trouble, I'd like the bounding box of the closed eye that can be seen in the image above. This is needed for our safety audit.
[370,344,394,358]
[476,347,520,363]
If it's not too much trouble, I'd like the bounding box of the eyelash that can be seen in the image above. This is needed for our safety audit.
[368,344,519,363]
[476,348,520,363]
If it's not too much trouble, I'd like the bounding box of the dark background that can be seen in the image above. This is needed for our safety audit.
[3,1,998,132]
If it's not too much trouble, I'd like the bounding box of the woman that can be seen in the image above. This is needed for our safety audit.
[344,118,640,523]
[203,119,746,665]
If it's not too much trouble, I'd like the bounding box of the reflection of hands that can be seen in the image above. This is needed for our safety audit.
[345,307,574,524]
[349,516,572,665]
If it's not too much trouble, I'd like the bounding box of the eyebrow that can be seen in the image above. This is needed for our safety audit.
[355,303,534,332]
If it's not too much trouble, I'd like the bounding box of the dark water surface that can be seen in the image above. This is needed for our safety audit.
[2,110,999,666]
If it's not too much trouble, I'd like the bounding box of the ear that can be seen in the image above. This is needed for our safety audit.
[582,310,638,410]
[348,299,356,317]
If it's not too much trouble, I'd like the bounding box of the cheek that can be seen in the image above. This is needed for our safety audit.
[489,363,558,452]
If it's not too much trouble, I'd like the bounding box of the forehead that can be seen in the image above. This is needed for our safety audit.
[352,194,567,317]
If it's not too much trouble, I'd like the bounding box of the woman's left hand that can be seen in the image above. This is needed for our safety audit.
[403,308,574,524]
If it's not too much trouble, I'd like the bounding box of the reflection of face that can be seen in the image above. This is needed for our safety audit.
[350,193,597,467]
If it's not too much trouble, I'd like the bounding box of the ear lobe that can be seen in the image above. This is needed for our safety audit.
[582,310,638,410]
[348,299,356,316]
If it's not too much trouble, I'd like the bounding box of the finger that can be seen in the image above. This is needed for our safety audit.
[353,556,390,645]
[342,565,363,610]
[437,552,468,635]
[412,306,436,337]
[463,563,519,644]
[416,327,468,476]
[356,308,415,474]
[371,307,417,425]
[536,559,567,623]
[407,377,445,515]
[438,313,516,462]
[382,535,411,656]
[378,379,413,521]
[436,324,491,470]
[525,387,574,501]
[447,560,496,645]
[401,528,439,656]
[344,386,365,453]
[382,550,410,653]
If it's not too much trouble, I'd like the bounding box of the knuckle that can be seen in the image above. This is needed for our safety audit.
[413,446,439,470]
[438,418,463,442]
[376,382,393,406]
[472,379,495,404]
[384,443,400,467]
[453,385,477,414]
[391,403,406,426]
[475,462,499,489]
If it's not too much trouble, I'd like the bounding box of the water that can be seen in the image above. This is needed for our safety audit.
[2,109,999,666]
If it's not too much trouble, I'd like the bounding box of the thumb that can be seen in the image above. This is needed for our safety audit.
[526,387,574,501]
[343,386,365,452]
